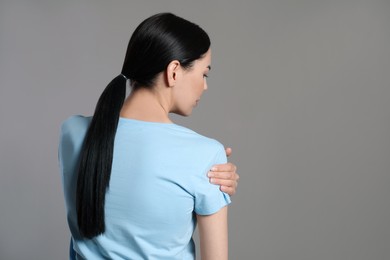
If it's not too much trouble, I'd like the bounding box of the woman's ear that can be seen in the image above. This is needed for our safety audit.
[166,60,181,87]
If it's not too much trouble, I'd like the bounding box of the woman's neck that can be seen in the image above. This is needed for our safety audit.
[120,87,173,123]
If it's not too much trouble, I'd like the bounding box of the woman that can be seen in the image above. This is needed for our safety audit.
[59,13,238,259]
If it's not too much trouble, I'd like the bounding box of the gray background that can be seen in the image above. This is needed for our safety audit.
[0,0,389,259]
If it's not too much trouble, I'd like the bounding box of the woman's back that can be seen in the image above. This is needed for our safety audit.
[59,115,230,259]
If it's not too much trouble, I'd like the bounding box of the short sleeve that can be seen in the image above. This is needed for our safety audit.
[193,144,231,215]
[58,116,91,174]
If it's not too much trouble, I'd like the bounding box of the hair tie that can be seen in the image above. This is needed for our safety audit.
[120,74,128,81]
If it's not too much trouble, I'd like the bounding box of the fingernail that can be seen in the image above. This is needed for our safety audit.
[211,167,217,171]
[210,178,215,183]
[207,172,214,177]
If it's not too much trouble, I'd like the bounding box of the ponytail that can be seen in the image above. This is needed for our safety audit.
[76,75,127,238]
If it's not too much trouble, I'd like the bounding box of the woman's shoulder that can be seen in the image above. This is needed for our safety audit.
[58,115,92,169]
[172,124,225,154]
[60,115,92,134]
[59,115,92,145]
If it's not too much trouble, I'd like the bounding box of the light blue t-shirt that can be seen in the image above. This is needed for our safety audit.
[58,115,231,260]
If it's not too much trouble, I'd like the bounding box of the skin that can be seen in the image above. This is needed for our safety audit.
[197,206,228,260]
[209,148,239,195]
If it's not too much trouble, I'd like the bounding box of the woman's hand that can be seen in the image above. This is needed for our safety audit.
[208,147,239,195]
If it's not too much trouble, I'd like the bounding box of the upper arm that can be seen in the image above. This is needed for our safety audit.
[197,206,228,260]
[193,144,231,215]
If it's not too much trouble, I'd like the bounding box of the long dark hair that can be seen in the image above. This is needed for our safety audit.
[76,13,211,238]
